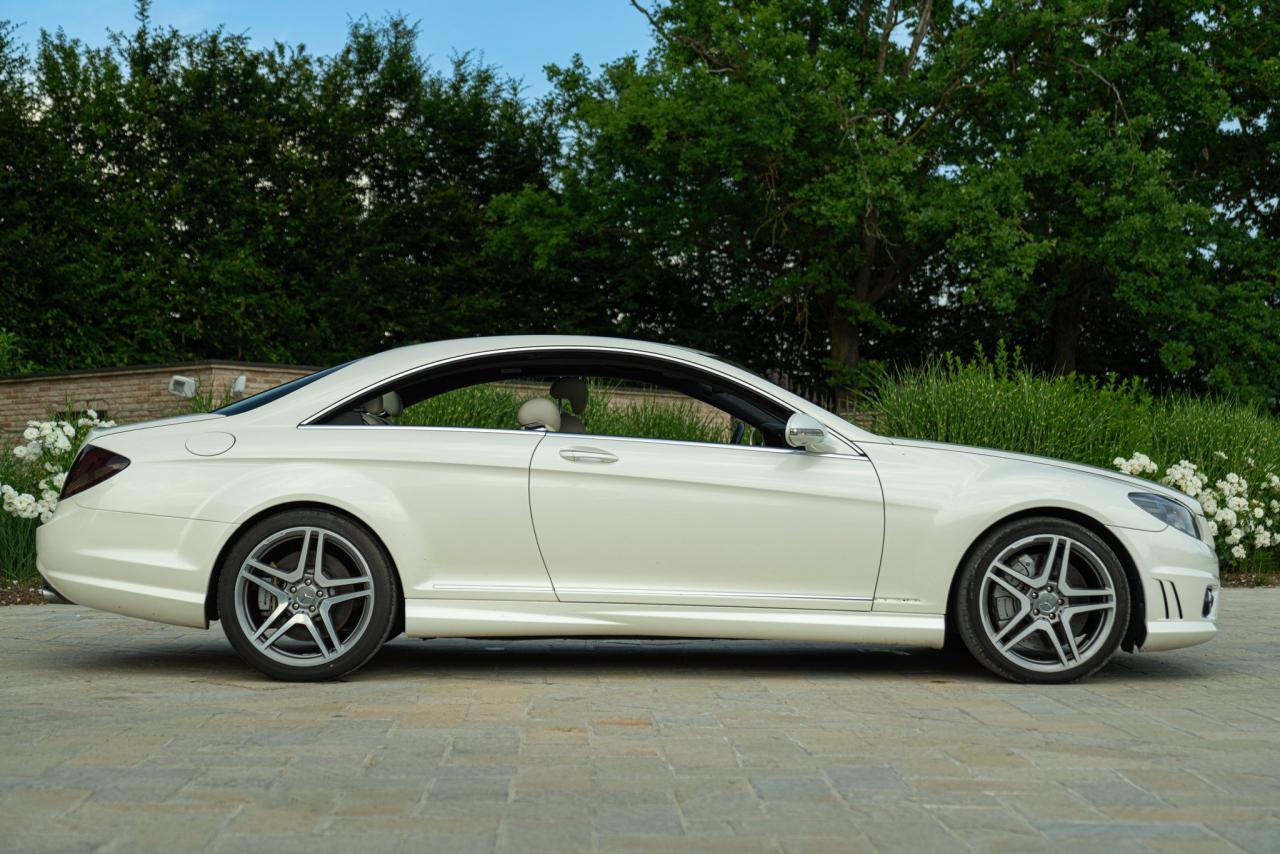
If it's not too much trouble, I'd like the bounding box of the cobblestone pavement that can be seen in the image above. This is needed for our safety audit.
[1,592,1279,853]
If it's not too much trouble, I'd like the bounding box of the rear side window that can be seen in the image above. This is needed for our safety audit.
[214,363,352,416]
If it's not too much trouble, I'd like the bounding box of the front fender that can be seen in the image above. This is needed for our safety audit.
[863,443,1165,614]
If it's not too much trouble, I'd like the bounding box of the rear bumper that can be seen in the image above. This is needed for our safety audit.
[1107,524,1219,653]
[36,500,233,629]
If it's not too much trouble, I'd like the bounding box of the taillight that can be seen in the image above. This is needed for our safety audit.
[60,445,130,500]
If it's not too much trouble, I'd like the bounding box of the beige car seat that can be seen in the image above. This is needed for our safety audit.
[550,377,589,433]
[517,397,562,431]
[359,391,403,425]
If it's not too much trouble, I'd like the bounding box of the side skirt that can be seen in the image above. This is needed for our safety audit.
[404,599,945,647]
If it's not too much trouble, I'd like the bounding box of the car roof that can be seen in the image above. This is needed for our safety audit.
[230,335,881,443]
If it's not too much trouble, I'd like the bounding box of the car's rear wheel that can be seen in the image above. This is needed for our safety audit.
[955,517,1130,683]
[217,509,397,681]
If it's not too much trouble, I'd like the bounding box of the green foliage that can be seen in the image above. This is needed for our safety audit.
[0,328,31,376]
[0,452,37,582]
[0,9,558,372]
[0,0,1277,404]
[580,384,729,444]
[398,385,524,431]
[868,344,1280,479]
[398,382,730,444]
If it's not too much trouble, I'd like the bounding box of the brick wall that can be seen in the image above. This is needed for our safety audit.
[0,361,316,439]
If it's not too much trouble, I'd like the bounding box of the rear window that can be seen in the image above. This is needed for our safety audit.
[214,362,353,416]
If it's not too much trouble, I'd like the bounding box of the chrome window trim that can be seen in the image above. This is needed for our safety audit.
[298,344,866,457]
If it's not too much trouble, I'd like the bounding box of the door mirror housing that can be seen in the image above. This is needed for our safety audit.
[785,413,836,453]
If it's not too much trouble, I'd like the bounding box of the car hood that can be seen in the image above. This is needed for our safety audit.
[884,437,1202,514]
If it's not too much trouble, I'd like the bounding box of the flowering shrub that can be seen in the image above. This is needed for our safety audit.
[1114,451,1280,565]
[0,411,115,524]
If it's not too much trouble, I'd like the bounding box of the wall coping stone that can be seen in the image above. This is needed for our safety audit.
[0,360,323,385]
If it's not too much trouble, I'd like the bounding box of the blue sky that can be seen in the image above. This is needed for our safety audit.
[2,1,656,97]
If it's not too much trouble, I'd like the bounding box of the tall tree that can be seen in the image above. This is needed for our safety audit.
[0,6,557,370]
[523,0,1031,394]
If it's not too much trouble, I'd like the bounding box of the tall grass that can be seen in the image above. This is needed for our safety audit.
[399,381,730,443]
[0,452,37,583]
[864,346,1280,486]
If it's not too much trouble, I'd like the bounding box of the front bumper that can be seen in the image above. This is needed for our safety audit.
[1107,523,1219,653]
[37,500,234,629]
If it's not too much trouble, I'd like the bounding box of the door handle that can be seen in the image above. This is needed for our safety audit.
[559,447,618,464]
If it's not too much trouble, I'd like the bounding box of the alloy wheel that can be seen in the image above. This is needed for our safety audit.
[232,526,376,667]
[978,534,1118,673]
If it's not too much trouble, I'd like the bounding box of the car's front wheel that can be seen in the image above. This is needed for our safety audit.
[217,509,398,681]
[955,517,1130,683]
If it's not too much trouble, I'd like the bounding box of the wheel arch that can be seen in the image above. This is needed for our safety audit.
[943,506,1147,652]
[204,500,404,633]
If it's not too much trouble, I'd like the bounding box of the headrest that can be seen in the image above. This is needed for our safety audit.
[359,391,403,417]
[517,397,561,431]
[550,377,588,414]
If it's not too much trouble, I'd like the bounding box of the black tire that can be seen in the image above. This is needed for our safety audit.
[955,517,1130,684]
[217,509,398,681]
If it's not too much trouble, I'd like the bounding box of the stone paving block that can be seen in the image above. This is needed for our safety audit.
[824,764,909,796]
[1206,820,1280,853]
[1,591,1279,852]
[594,803,684,835]
[497,817,593,851]
[748,773,838,803]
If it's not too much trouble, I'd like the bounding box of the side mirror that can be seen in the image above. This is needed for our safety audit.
[785,413,835,453]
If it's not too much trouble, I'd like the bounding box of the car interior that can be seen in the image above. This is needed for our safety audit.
[317,350,795,447]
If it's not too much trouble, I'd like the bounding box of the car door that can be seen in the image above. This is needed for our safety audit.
[294,424,556,601]
[528,433,884,611]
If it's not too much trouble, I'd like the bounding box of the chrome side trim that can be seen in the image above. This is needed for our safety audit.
[555,586,873,602]
[430,583,556,593]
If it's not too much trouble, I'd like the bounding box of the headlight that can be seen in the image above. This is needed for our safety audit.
[1130,493,1198,538]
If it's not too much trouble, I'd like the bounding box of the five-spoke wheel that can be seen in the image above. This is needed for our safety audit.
[218,509,397,681]
[956,518,1130,683]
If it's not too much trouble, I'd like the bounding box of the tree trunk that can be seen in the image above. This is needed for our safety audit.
[1049,277,1088,374]
[829,312,861,409]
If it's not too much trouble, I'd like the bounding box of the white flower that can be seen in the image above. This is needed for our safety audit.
[1115,452,1158,476]
[1231,544,1247,560]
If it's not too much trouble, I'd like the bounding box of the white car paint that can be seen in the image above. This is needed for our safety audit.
[37,335,1218,664]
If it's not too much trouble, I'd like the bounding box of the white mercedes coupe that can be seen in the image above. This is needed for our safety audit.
[37,336,1219,683]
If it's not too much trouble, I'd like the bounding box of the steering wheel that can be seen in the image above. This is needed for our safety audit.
[730,419,747,445]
